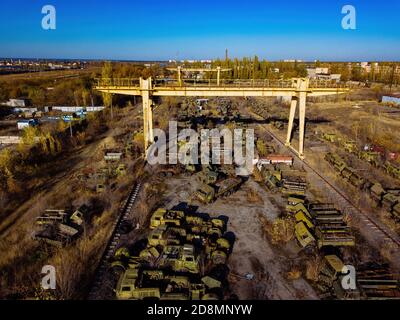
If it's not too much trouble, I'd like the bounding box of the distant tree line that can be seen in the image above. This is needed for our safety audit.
[181,56,307,80]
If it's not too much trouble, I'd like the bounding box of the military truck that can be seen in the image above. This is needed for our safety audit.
[34,207,85,247]
[317,255,359,299]
[159,244,200,273]
[195,177,243,203]
[317,255,345,293]
[115,268,161,300]
[115,267,211,300]
[70,205,90,226]
[150,208,185,229]
[309,204,355,248]
[294,221,315,249]
[286,195,306,213]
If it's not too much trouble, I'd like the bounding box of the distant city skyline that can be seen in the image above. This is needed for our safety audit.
[1,0,399,61]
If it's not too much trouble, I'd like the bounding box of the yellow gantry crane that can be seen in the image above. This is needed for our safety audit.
[95,77,349,159]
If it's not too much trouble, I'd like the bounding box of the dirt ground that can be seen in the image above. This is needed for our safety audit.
[154,174,319,300]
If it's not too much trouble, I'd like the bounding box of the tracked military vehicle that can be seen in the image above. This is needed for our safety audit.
[195,177,243,203]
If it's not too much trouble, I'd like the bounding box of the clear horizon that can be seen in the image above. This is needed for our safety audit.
[1,0,399,61]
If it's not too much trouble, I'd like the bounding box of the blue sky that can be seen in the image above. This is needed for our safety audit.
[0,0,399,61]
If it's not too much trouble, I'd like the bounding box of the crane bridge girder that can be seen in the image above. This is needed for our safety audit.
[95,77,349,159]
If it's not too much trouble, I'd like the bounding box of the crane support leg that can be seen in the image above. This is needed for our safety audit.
[140,78,154,154]
[298,92,307,159]
[285,97,297,146]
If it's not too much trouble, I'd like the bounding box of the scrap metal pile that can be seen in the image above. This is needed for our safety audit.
[33,206,90,247]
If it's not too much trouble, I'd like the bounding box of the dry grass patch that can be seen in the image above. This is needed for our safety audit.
[258,213,295,245]
[305,255,323,282]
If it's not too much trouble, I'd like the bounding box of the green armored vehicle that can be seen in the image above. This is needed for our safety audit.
[195,177,242,203]
[150,208,185,229]
[294,221,315,249]
[197,165,219,185]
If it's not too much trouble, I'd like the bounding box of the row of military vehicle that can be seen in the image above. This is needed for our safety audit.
[321,132,400,180]
[313,253,400,299]
[113,207,233,300]
[286,196,355,250]
[325,152,400,220]
[285,197,400,300]
[258,163,307,195]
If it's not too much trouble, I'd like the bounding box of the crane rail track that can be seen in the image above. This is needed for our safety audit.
[88,183,141,299]
[266,128,400,249]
